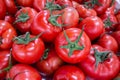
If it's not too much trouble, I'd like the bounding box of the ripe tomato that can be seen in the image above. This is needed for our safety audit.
[55,0,73,7]
[14,7,38,33]
[31,10,62,42]
[53,65,85,80]
[78,16,104,41]
[0,50,10,79]
[4,15,15,24]
[79,44,120,80]
[60,7,79,29]
[96,34,118,53]
[111,31,120,52]
[12,32,45,64]
[6,64,42,80]
[55,28,91,63]
[16,0,33,7]
[72,1,97,18]
[0,20,17,50]
[4,0,18,15]
[0,0,6,19]
[36,47,64,76]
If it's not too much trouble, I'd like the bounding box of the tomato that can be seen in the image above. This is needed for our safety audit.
[4,0,18,15]
[0,0,6,19]
[78,16,104,41]
[31,10,62,42]
[16,0,33,7]
[36,47,64,76]
[79,44,120,80]
[33,0,62,11]
[53,65,85,80]
[0,20,17,50]
[6,64,42,80]
[14,7,38,33]
[111,31,120,52]
[0,50,10,79]
[55,28,91,63]
[55,0,73,7]
[83,0,111,15]
[12,32,45,64]
[72,1,97,18]
[60,7,79,29]
[4,15,15,24]
[96,34,118,53]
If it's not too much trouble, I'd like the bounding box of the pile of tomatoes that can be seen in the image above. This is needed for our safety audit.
[0,0,120,80]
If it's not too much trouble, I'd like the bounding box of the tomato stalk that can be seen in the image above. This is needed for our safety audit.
[14,12,30,24]
[61,29,84,57]
[13,32,43,44]
[45,0,62,11]
[94,49,111,68]
[42,48,50,60]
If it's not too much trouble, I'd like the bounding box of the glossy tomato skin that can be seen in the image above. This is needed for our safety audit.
[4,0,18,15]
[53,65,85,80]
[31,10,62,42]
[4,15,15,24]
[79,44,120,80]
[16,0,33,7]
[12,35,45,64]
[111,31,120,52]
[72,1,97,18]
[15,7,38,33]
[55,28,91,63]
[61,7,79,29]
[36,47,64,76]
[55,0,73,7]
[97,34,118,53]
[78,16,104,41]
[0,0,6,19]
[0,50,10,79]
[6,64,42,80]
[0,20,17,50]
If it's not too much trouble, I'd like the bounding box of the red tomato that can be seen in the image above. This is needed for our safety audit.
[79,44,120,80]
[55,0,73,7]
[4,15,15,24]
[16,0,33,7]
[97,34,118,53]
[61,7,79,29]
[53,65,85,80]
[78,16,104,41]
[111,31,120,52]
[72,1,97,18]
[83,0,111,15]
[0,20,17,50]
[0,0,6,19]
[12,32,45,64]
[36,47,64,76]
[6,64,42,80]
[0,50,10,79]
[4,0,18,15]
[14,7,38,33]
[55,28,91,63]
[31,10,62,42]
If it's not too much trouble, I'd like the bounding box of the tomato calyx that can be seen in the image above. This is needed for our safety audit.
[94,49,111,68]
[45,0,62,11]
[14,12,30,24]
[42,48,50,60]
[103,17,114,28]
[48,13,63,27]
[84,0,102,8]
[114,77,120,80]
[61,29,84,57]
[13,32,43,45]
